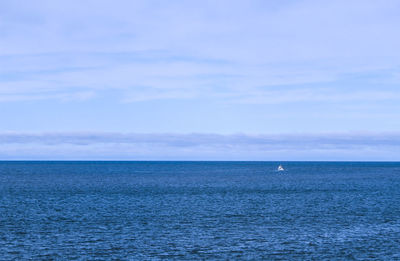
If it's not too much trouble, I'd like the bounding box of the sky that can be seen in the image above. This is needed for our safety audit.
[1,0,399,160]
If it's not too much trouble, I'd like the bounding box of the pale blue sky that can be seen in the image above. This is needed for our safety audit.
[1,0,399,159]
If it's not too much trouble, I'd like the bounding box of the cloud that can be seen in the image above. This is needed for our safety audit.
[1,0,400,103]
[0,132,399,160]
[229,88,400,104]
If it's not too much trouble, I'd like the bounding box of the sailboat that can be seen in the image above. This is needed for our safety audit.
[277,164,284,171]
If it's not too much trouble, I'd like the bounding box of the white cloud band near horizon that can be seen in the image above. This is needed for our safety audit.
[0,132,399,161]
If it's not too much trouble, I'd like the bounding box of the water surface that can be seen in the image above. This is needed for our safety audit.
[0,161,399,259]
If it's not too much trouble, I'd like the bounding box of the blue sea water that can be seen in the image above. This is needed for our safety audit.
[0,161,399,260]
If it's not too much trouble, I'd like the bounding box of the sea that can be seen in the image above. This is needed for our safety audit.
[0,161,399,260]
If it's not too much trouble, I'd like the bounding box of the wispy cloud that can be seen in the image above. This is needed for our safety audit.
[0,132,399,160]
[1,0,400,103]
[230,88,400,104]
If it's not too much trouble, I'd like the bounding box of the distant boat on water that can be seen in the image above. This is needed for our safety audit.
[277,165,284,171]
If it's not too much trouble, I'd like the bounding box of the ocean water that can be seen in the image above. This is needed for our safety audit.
[0,161,399,260]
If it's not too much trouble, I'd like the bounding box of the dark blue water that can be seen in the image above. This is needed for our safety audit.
[0,161,399,260]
